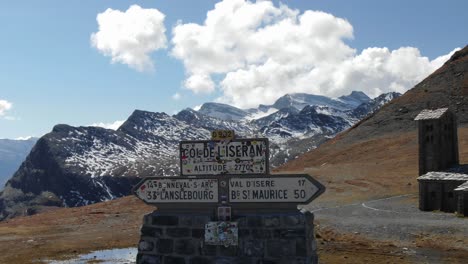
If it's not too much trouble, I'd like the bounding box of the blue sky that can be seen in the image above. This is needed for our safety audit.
[0,0,467,139]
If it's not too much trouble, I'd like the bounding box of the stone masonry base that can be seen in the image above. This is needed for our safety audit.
[137,210,318,264]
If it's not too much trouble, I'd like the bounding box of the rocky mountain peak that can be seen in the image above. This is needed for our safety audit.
[338,91,371,108]
[174,108,200,120]
[300,105,318,114]
[272,94,295,109]
[445,45,468,65]
[120,109,171,129]
[52,124,74,133]
[198,102,248,121]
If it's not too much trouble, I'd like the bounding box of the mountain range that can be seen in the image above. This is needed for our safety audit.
[0,90,399,220]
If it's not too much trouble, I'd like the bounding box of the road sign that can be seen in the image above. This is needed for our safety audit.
[228,174,325,204]
[211,130,235,140]
[179,138,269,176]
[133,174,325,211]
[133,177,219,204]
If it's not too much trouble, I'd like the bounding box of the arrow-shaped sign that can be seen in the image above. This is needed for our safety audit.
[133,177,219,204]
[228,174,325,204]
[133,174,325,207]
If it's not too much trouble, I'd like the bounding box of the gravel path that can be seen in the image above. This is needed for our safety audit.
[305,194,468,242]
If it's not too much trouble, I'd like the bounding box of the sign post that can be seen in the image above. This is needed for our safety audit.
[133,174,325,212]
[211,129,235,141]
[134,135,325,209]
[179,138,269,176]
[134,131,325,263]
[229,175,324,203]
[133,177,219,212]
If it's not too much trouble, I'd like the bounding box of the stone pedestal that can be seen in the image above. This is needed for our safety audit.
[137,211,318,264]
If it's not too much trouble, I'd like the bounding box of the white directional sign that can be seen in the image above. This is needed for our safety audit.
[179,138,269,176]
[133,174,325,210]
[133,177,219,204]
[228,175,325,204]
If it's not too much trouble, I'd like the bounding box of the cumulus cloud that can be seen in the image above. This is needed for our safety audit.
[91,120,125,130]
[184,74,215,93]
[171,0,459,108]
[91,5,167,72]
[0,100,12,116]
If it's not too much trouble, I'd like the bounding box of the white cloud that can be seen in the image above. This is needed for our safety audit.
[193,104,202,111]
[15,136,35,140]
[171,0,460,108]
[0,100,12,116]
[91,5,167,72]
[430,48,459,69]
[172,93,181,100]
[184,74,215,93]
[91,120,125,130]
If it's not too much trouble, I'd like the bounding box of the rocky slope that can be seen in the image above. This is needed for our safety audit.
[0,90,398,220]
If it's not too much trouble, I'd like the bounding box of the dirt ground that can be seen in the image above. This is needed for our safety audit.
[313,194,468,264]
[1,195,465,264]
[316,226,468,264]
[0,196,153,263]
[0,194,467,263]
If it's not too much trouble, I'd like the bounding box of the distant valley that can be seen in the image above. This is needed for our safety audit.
[0,138,37,187]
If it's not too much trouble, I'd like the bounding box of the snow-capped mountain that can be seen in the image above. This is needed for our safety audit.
[198,91,372,122]
[338,91,372,108]
[254,107,300,128]
[253,92,399,143]
[174,108,255,136]
[198,102,250,121]
[351,92,401,119]
[0,91,399,220]
[272,92,369,111]
[258,105,352,143]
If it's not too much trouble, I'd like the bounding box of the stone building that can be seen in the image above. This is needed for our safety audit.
[455,182,468,216]
[415,108,468,216]
[414,108,458,175]
[418,171,468,213]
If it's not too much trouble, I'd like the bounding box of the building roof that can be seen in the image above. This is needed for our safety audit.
[455,181,468,192]
[417,171,468,181]
[414,108,449,121]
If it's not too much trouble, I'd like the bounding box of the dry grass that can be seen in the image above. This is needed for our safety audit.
[0,196,153,263]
